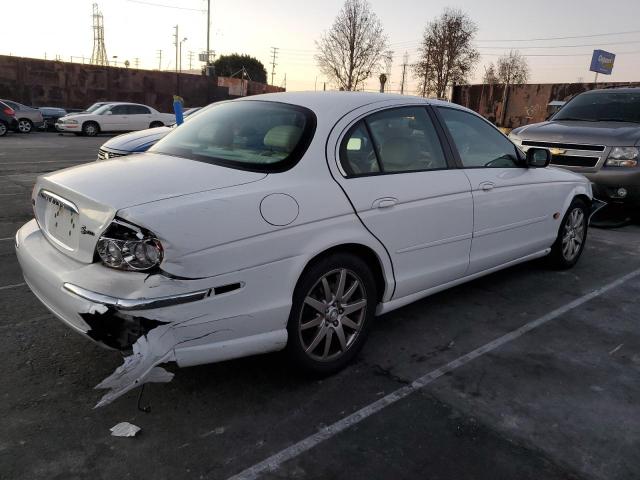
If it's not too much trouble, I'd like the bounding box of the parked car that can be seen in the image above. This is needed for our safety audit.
[510,87,640,208]
[16,92,592,406]
[56,102,175,136]
[0,99,45,133]
[38,107,67,130]
[0,100,19,136]
[97,107,202,159]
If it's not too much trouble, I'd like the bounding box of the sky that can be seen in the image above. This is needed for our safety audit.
[4,0,640,93]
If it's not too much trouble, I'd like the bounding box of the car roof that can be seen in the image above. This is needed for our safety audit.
[583,87,640,94]
[236,91,457,118]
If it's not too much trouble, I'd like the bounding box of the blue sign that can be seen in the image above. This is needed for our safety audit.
[590,50,615,75]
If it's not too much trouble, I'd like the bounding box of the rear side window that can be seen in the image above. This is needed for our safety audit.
[438,107,521,168]
[341,106,447,175]
[340,122,380,175]
[150,100,316,172]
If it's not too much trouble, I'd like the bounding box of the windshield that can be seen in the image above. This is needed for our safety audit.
[93,105,113,115]
[86,102,109,113]
[150,100,316,172]
[553,91,640,123]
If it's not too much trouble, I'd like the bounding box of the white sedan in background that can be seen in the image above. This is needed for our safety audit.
[56,102,175,136]
[16,92,592,407]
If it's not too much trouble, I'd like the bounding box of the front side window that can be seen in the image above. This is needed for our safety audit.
[340,106,447,176]
[110,105,129,115]
[438,107,521,168]
[553,91,640,123]
[150,101,316,172]
[128,105,151,115]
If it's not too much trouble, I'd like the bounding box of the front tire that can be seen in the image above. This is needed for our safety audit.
[17,119,33,133]
[286,253,377,375]
[548,198,589,269]
[82,121,99,137]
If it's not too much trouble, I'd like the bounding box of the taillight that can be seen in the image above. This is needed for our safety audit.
[3,108,15,116]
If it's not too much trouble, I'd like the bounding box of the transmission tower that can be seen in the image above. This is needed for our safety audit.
[270,47,279,86]
[90,3,108,66]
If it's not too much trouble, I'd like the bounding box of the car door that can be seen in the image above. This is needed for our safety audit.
[435,106,565,274]
[102,104,130,131]
[335,106,473,300]
[128,105,153,130]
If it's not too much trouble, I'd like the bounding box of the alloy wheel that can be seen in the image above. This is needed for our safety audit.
[0,123,7,136]
[298,268,367,362]
[561,207,585,262]
[18,120,32,133]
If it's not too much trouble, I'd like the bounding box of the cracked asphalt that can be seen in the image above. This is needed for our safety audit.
[1,132,639,480]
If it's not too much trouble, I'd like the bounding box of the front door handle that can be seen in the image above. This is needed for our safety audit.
[372,197,398,209]
[479,182,495,192]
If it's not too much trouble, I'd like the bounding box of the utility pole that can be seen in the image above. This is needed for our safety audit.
[270,47,279,85]
[400,51,409,95]
[188,51,195,71]
[173,25,180,94]
[282,73,287,91]
[156,49,163,70]
[173,25,179,72]
[134,57,140,69]
[179,37,188,72]
[206,0,212,65]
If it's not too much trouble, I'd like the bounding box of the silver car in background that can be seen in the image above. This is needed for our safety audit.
[0,99,44,133]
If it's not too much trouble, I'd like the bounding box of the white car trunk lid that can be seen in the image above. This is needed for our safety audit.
[33,152,266,262]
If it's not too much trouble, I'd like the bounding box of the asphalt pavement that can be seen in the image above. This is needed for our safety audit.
[1,132,639,480]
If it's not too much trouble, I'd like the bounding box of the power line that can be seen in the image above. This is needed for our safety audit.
[388,28,640,47]
[126,0,205,12]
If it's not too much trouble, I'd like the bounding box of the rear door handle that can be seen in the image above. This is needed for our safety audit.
[479,182,495,192]
[372,197,398,209]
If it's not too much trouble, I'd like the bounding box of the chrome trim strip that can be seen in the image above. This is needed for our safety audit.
[39,189,80,215]
[63,283,211,311]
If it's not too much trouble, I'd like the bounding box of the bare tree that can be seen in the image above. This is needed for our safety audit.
[413,8,479,98]
[496,50,529,85]
[482,64,499,84]
[316,0,388,91]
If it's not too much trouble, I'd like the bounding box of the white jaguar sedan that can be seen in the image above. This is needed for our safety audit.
[16,92,592,406]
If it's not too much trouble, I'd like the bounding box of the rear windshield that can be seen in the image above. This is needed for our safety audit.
[553,91,640,123]
[149,100,316,172]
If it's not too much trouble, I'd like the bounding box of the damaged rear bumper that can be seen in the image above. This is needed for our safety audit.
[15,219,290,356]
[62,283,211,311]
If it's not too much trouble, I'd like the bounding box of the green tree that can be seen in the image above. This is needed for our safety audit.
[213,54,268,83]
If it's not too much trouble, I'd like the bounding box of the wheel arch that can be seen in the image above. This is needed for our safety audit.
[560,183,592,218]
[82,120,100,133]
[297,243,390,305]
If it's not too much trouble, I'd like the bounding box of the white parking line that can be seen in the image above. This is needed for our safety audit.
[227,267,640,480]
[0,237,15,242]
[0,282,26,291]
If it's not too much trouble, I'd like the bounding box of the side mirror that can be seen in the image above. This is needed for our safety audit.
[527,148,551,168]
[105,110,113,115]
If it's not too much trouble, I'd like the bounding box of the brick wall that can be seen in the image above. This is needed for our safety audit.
[452,81,640,128]
[0,55,281,112]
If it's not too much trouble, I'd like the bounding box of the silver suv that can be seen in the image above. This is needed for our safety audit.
[509,88,640,209]
[0,99,45,133]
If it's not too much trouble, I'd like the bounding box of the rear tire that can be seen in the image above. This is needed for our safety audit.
[286,253,377,375]
[547,198,589,269]
[17,119,33,133]
[0,121,7,136]
[149,121,164,128]
[82,121,99,137]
